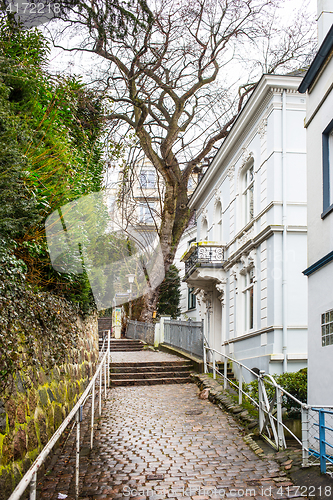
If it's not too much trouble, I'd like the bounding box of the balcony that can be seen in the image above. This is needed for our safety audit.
[181,242,225,280]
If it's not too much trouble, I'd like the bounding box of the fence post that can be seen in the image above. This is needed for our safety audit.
[203,344,207,374]
[75,408,81,499]
[238,365,243,405]
[90,381,95,449]
[258,370,265,433]
[213,350,216,379]
[107,329,110,388]
[104,356,107,398]
[301,406,309,467]
[29,471,37,500]
[189,319,192,357]
[160,316,166,344]
[154,321,160,347]
[319,409,327,474]
[99,368,102,416]
[276,386,285,450]
[224,358,227,390]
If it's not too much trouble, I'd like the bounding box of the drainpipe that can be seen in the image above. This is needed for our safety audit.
[282,89,288,373]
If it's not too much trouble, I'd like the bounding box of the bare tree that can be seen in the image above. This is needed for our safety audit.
[49,0,315,319]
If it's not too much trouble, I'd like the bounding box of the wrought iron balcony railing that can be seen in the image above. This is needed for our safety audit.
[181,242,225,278]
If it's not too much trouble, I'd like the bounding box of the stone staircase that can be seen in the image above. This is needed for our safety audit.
[110,360,194,386]
[216,362,236,382]
[99,338,144,352]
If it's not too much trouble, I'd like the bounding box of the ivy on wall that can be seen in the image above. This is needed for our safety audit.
[0,245,81,391]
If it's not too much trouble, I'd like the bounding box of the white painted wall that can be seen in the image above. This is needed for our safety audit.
[306,55,333,267]
[308,264,333,405]
[179,74,308,375]
[303,14,333,405]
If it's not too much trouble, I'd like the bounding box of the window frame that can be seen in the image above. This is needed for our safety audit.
[321,309,333,347]
[322,118,333,218]
[242,162,254,225]
[139,169,156,189]
[214,201,223,241]
[243,268,254,332]
[188,286,196,310]
[138,202,155,224]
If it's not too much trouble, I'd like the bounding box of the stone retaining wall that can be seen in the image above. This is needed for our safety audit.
[0,314,98,499]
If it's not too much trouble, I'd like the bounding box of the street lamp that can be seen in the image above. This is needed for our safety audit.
[126,274,135,321]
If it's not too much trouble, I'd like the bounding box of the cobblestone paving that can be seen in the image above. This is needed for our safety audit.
[39,383,307,500]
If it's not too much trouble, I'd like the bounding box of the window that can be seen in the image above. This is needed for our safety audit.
[243,268,254,331]
[188,287,196,310]
[322,119,333,217]
[140,169,155,188]
[214,201,222,241]
[321,309,333,346]
[139,202,154,223]
[243,163,254,224]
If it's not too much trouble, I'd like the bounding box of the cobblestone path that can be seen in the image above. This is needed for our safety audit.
[39,382,306,500]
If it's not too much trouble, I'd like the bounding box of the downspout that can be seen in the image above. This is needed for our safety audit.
[282,90,288,373]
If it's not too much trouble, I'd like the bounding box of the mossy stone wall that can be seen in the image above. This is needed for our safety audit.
[0,314,98,499]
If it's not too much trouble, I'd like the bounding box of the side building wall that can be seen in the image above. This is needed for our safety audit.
[303,44,333,406]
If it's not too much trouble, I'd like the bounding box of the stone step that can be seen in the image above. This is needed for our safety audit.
[111,360,193,368]
[111,365,192,373]
[99,339,144,352]
[110,376,193,386]
[104,347,143,352]
[110,370,192,380]
[109,357,194,386]
[99,339,142,346]
[216,362,236,380]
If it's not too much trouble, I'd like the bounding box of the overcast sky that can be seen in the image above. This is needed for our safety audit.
[46,0,318,78]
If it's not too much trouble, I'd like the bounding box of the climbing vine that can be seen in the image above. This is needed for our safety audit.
[0,244,82,391]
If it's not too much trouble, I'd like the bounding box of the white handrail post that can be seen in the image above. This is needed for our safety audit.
[90,382,95,449]
[238,365,243,405]
[75,408,81,499]
[213,350,216,379]
[224,358,227,390]
[203,344,207,373]
[258,370,265,433]
[276,386,285,449]
[107,329,111,388]
[104,356,107,398]
[99,367,102,416]
[29,471,37,500]
[302,405,309,467]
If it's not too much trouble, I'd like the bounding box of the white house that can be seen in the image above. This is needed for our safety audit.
[298,6,333,405]
[180,73,308,380]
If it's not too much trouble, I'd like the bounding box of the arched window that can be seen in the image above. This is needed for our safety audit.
[214,201,222,241]
[242,161,254,225]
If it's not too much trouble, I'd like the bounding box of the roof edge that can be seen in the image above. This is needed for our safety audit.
[298,24,333,94]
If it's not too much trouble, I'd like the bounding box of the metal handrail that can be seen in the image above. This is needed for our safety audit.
[310,408,333,473]
[8,330,111,500]
[203,345,307,452]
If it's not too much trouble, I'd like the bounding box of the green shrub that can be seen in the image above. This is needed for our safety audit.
[243,368,307,418]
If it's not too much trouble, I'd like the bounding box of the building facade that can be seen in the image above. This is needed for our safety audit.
[180,74,308,380]
[299,15,333,404]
